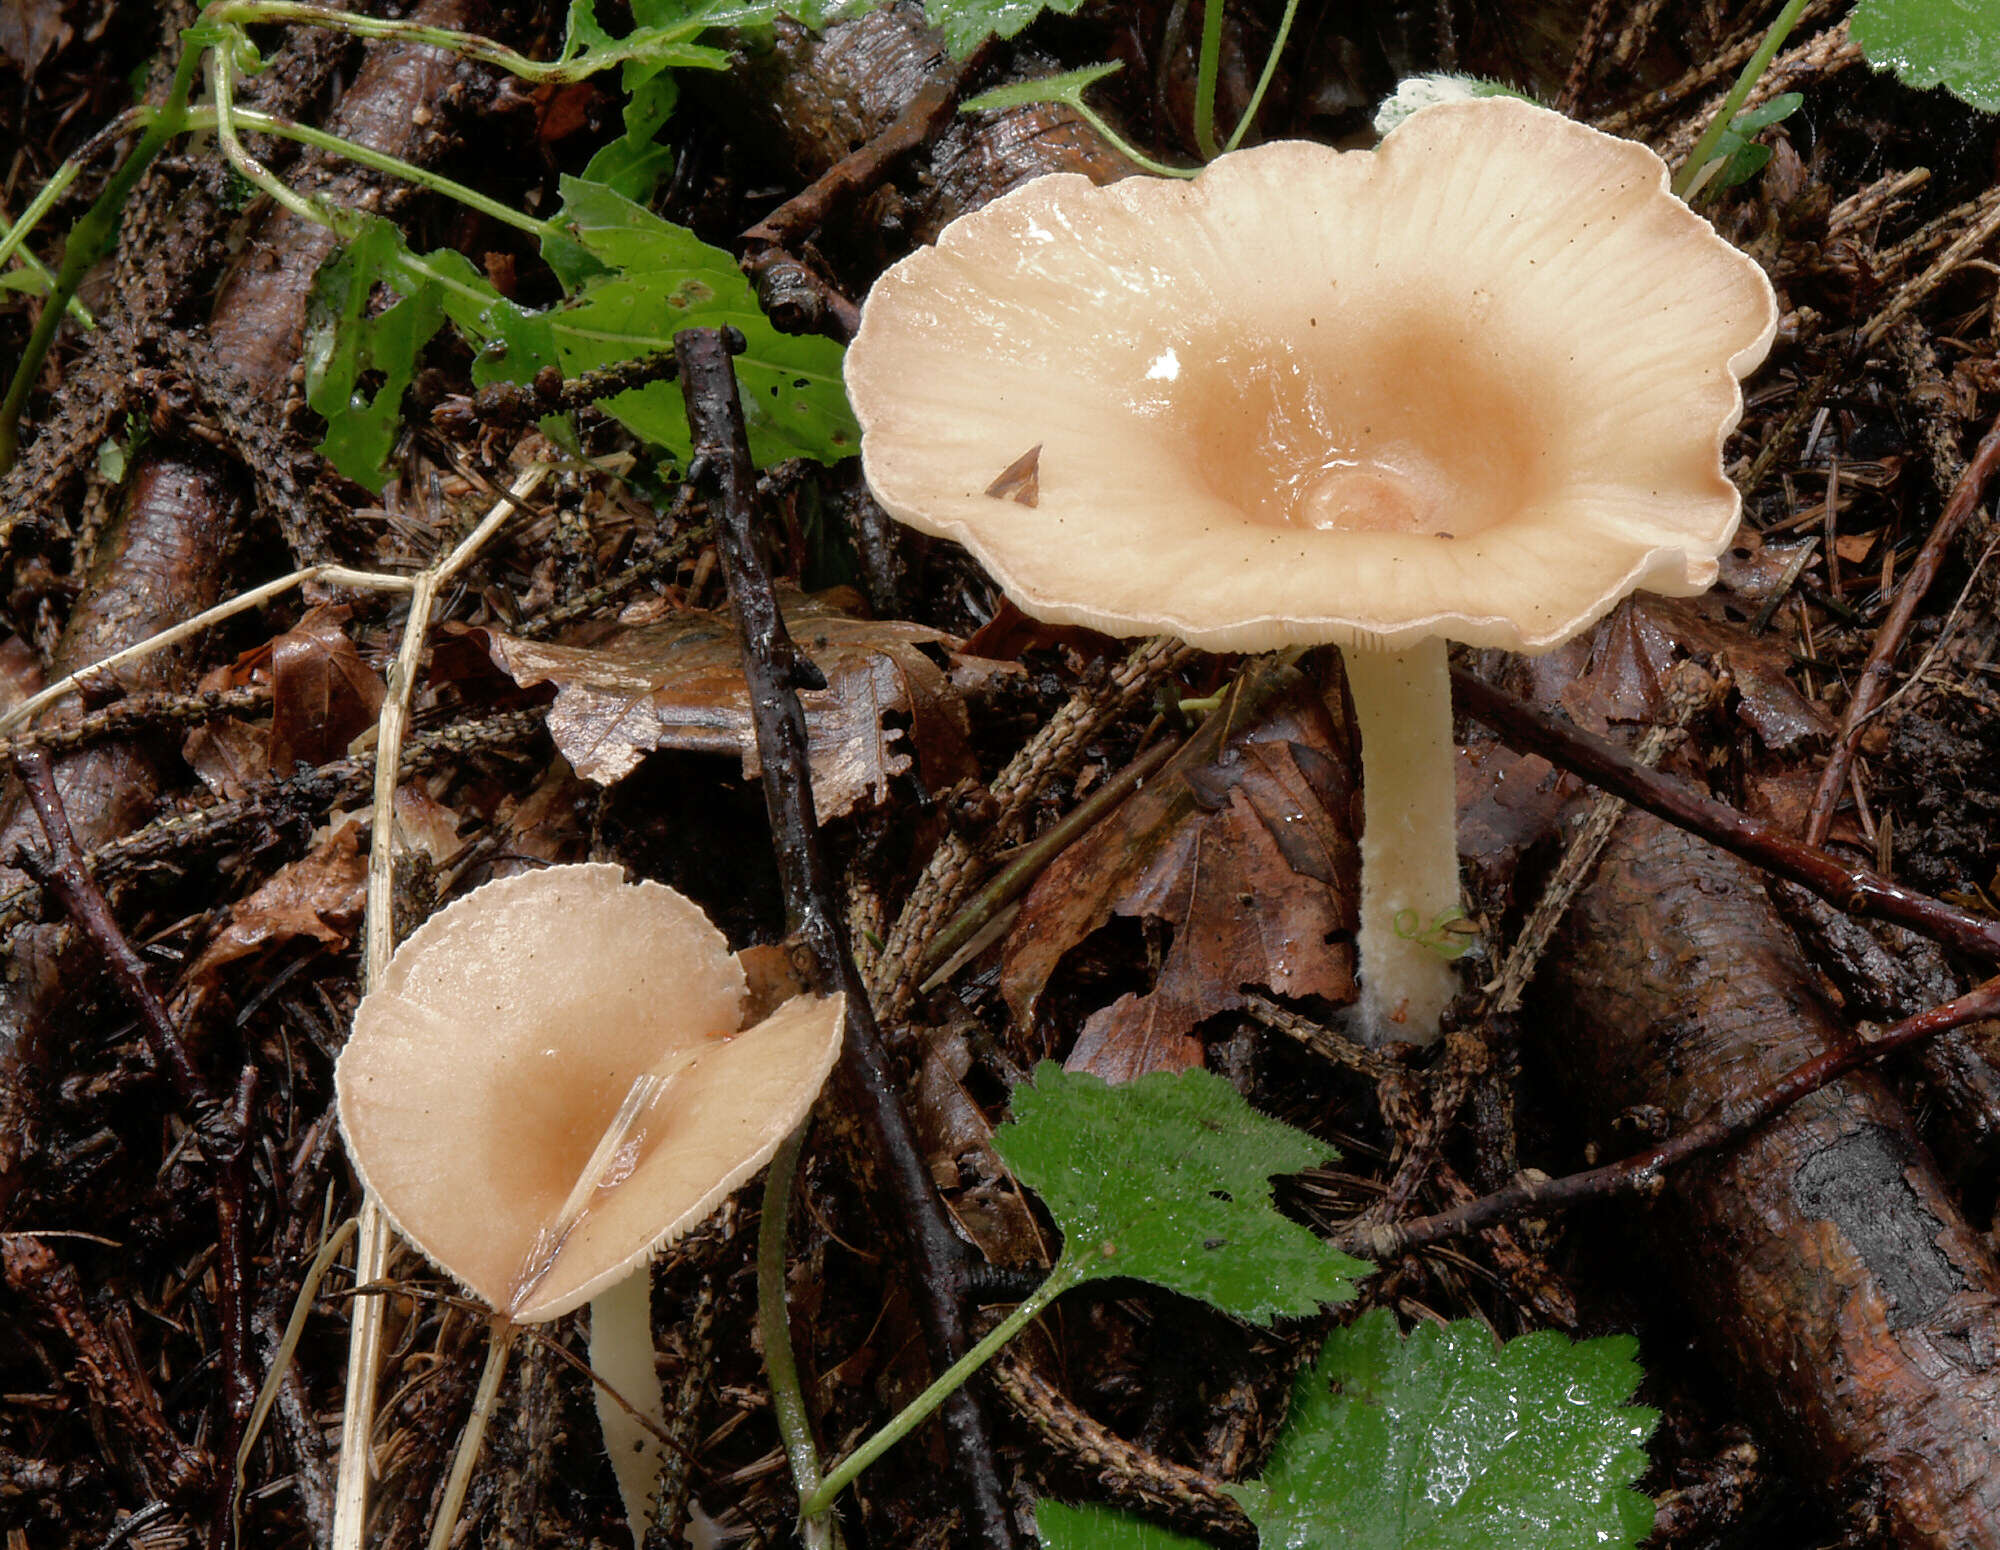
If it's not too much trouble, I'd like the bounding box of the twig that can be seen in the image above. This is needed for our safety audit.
[742,46,990,255]
[1555,0,1616,114]
[676,326,1019,1550]
[1450,667,2000,963]
[11,749,208,1104]
[1802,408,2000,845]
[209,1065,259,1550]
[1353,973,2000,1257]
[0,686,270,763]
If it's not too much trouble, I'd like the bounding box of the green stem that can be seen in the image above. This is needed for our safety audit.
[206,0,560,79]
[0,48,201,472]
[1072,102,1199,180]
[1671,0,1811,200]
[1221,0,1301,153]
[801,1257,1086,1516]
[1192,0,1225,161]
[759,1123,842,1550]
[226,107,557,240]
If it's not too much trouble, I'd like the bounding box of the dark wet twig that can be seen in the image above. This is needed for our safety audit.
[1802,406,2000,845]
[0,686,270,764]
[1450,667,2000,963]
[675,325,1021,1550]
[1352,973,2000,1257]
[209,1065,259,1550]
[743,45,990,254]
[11,748,209,1105]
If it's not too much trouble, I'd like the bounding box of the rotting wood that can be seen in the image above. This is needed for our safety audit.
[0,455,238,1216]
[1546,813,2000,1549]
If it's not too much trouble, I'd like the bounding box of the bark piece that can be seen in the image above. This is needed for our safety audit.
[0,456,237,1214]
[1546,812,2000,1549]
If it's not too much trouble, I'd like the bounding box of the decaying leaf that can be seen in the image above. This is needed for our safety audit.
[1002,660,1359,1082]
[185,820,368,982]
[183,716,270,800]
[268,608,387,772]
[473,596,986,817]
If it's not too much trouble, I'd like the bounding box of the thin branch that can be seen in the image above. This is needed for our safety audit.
[675,326,1020,1550]
[1354,974,2000,1257]
[11,749,208,1105]
[1450,667,2000,963]
[1803,406,2000,845]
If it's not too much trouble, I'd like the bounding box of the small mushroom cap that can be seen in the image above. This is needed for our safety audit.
[336,864,844,1323]
[846,97,1779,655]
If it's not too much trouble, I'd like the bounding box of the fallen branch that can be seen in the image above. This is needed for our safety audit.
[676,325,1020,1550]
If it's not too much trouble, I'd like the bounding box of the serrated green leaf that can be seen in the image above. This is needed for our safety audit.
[923,0,1090,59]
[1853,0,2000,111]
[479,176,857,465]
[1228,1310,1657,1550]
[962,61,1121,114]
[305,215,458,489]
[992,1063,1368,1323]
[1035,1501,1211,1550]
[556,0,736,86]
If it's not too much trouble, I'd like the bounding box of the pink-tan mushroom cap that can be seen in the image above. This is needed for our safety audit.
[335,864,844,1323]
[845,96,1779,655]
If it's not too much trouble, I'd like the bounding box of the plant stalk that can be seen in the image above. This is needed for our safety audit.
[802,1257,1085,1516]
[1671,0,1812,199]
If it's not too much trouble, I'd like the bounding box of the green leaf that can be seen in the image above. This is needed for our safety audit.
[481,176,857,465]
[1732,90,1804,131]
[305,215,458,489]
[555,0,735,85]
[581,72,681,204]
[992,1063,1369,1323]
[1035,1501,1211,1550]
[1228,1310,1658,1550]
[962,61,1122,114]
[922,0,1090,59]
[1853,0,2000,112]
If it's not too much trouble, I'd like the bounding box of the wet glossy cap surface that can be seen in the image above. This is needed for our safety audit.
[846,97,1778,654]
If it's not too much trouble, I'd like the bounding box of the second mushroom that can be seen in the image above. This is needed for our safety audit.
[844,95,1777,1044]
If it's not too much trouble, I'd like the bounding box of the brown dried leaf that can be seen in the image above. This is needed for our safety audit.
[476,596,982,817]
[1001,661,1360,1083]
[186,820,367,982]
[268,607,386,772]
[183,716,270,800]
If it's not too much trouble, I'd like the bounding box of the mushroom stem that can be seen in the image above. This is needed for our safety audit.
[1341,638,1463,1045]
[590,1269,671,1548]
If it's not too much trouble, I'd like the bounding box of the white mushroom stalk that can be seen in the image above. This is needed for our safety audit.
[844,96,1778,1045]
[336,865,845,1546]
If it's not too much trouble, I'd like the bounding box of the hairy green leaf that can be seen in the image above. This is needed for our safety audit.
[962,61,1122,114]
[476,176,856,465]
[305,215,456,488]
[1035,1501,1210,1550]
[1228,1310,1657,1550]
[923,0,1091,59]
[1853,0,2000,112]
[993,1063,1368,1322]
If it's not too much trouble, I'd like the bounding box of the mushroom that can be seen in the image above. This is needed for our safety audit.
[843,96,1777,1044]
[336,863,845,1544]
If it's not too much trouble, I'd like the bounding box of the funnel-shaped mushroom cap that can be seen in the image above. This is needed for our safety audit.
[336,864,844,1322]
[846,97,1779,655]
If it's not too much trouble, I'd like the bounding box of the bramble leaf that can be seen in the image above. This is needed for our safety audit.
[476,176,857,466]
[304,216,458,488]
[1034,1501,1209,1550]
[1853,0,2000,112]
[921,0,1091,60]
[992,1063,1368,1322]
[1227,1310,1658,1550]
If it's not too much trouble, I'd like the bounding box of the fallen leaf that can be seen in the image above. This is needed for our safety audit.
[1002,661,1360,1083]
[186,821,368,982]
[474,595,984,817]
[268,608,387,772]
[183,716,270,800]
